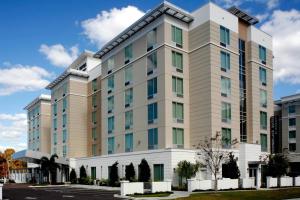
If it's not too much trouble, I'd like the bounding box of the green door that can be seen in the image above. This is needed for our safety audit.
[153,164,164,182]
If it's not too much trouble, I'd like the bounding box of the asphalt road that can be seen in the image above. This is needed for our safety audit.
[3,184,124,200]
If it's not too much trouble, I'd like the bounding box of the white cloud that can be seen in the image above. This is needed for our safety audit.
[256,13,269,22]
[0,64,52,96]
[260,9,300,84]
[81,6,145,48]
[214,0,242,8]
[39,44,79,67]
[267,0,279,10]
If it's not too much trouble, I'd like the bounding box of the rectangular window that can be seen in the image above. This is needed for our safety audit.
[147,77,157,99]
[260,133,267,152]
[259,67,267,86]
[172,76,183,97]
[260,111,267,130]
[221,102,231,123]
[125,88,133,108]
[147,28,157,51]
[289,130,296,139]
[260,90,267,108]
[92,94,97,107]
[107,75,114,93]
[63,129,67,143]
[220,26,230,46]
[92,111,97,124]
[147,52,157,75]
[107,57,115,73]
[125,110,133,130]
[107,96,114,113]
[92,128,97,140]
[259,45,267,63]
[92,144,97,156]
[221,76,231,97]
[108,116,114,133]
[53,104,57,116]
[63,98,67,111]
[173,128,184,148]
[172,51,183,72]
[108,137,115,154]
[220,51,230,71]
[172,102,184,123]
[222,128,231,149]
[63,83,68,95]
[148,103,158,124]
[91,167,96,180]
[125,65,133,85]
[92,79,97,91]
[53,132,57,145]
[125,133,133,152]
[171,25,182,47]
[125,44,133,64]
[289,118,296,127]
[288,105,296,114]
[53,118,57,130]
[153,164,164,181]
[289,143,296,152]
[148,128,158,150]
[63,145,67,157]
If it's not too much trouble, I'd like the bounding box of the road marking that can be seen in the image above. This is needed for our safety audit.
[25,197,37,200]
[62,195,74,198]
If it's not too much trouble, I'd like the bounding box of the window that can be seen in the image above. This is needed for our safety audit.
[260,133,267,152]
[63,145,67,157]
[92,144,97,156]
[171,25,182,47]
[108,137,115,154]
[289,118,296,127]
[220,51,230,71]
[259,67,267,86]
[221,102,231,123]
[147,28,157,51]
[148,103,158,124]
[289,130,296,139]
[91,167,96,180]
[260,111,267,130]
[92,79,97,91]
[289,143,296,152]
[172,51,183,72]
[63,98,67,111]
[222,128,231,149]
[147,78,157,99]
[147,52,157,75]
[125,111,133,130]
[63,83,67,95]
[63,130,67,143]
[108,116,114,133]
[92,128,97,140]
[92,94,97,107]
[125,44,133,64]
[107,75,114,93]
[92,111,97,124]
[53,104,57,116]
[173,128,184,148]
[259,45,266,64]
[53,118,57,130]
[108,96,114,113]
[288,105,296,114]
[220,26,230,46]
[107,57,114,73]
[260,90,267,108]
[125,88,133,108]
[154,164,164,181]
[148,128,158,150]
[125,66,133,85]
[53,132,57,145]
[125,133,133,152]
[221,76,231,97]
[172,102,184,123]
[172,76,183,97]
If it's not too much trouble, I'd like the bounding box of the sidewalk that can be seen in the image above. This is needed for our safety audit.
[114,191,191,200]
[70,184,120,191]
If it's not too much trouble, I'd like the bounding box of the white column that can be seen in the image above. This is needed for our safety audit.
[0,183,3,200]
[256,166,261,189]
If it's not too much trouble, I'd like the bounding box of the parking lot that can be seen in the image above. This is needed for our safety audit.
[3,184,124,200]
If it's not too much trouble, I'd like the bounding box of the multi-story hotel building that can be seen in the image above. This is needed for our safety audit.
[17,1,274,186]
[272,94,300,176]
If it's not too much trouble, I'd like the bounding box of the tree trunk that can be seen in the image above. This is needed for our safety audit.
[214,174,218,191]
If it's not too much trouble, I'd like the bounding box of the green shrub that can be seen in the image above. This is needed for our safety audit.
[70,169,77,184]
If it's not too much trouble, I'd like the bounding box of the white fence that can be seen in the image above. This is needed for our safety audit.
[266,177,278,188]
[217,179,239,190]
[280,177,293,187]
[187,179,212,192]
[295,176,300,186]
[152,181,172,193]
[120,181,144,196]
[240,178,255,189]
[0,184,2,200]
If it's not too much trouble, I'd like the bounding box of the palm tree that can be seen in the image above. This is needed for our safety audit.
[40,154,60,184]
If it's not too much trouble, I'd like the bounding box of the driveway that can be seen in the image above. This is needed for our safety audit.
[3,184,125,200]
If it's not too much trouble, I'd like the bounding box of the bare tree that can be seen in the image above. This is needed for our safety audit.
[195,131,238,191]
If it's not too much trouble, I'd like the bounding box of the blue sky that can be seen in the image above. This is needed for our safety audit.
[0,0,299,151]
